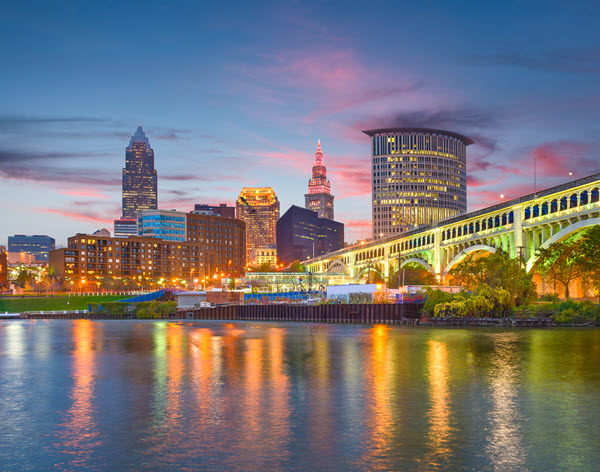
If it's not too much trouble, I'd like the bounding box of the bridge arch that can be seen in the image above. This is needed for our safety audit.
[326,259,351,275]
[356,265,385,280]
[400,257,435,274]
[442,244,497,279]
[525,217,600,272]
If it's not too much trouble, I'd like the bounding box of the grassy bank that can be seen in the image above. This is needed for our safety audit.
[0,295,131,313]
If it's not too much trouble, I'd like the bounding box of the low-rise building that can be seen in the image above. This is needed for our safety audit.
[193,204,236,218]
[50,230,246,289]
[249,248,277,269]
[0,249,8,288]
[7,252,36,264]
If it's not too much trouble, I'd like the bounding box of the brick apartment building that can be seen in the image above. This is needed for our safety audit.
[50,214,245,287]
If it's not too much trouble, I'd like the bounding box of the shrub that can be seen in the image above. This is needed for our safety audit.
[348,292,373,304]
[553,299,600,325]
[539,293,560,303]
[434,300,467,317]
[423,288,459,317]
[135,301,177,319]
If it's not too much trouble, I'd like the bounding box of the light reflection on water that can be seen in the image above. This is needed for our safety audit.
[0,321,599,471]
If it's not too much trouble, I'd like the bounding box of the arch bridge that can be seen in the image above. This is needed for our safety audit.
[305,173,600,282]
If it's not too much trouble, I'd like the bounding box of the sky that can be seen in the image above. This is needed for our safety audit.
[1,0,599,247]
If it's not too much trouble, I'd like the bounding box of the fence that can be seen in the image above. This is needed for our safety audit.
[179,303,424,323]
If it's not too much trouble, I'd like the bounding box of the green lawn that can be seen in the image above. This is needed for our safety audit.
[0,295,131,313]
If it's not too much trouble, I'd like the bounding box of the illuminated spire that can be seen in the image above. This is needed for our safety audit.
[315,139,323,164]
[305,139,334,219]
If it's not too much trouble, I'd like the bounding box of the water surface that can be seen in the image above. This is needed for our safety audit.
[0,320,599,471]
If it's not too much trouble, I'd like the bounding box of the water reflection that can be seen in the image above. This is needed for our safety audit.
[360,325,394,469]
[2,322,600,471]
[421,339,452,470]
[56,320,100,469]
[485,333,528,471]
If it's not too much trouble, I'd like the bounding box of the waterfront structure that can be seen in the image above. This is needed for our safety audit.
[277,205,344,265]
[193,203,236,218]
[236,187,279,264]
[114,218,138,238]
[122,124,158,219]
[305,140,335,220]
[243,271,350,293]
[138,210,187,241]
[7,234,55,262]
[305,173,600,297]
[364,128,472,239]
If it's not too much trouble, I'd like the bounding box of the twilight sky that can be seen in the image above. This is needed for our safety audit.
[1,0,599,247]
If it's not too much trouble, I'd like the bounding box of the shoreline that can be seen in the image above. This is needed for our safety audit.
[5,311,597,327]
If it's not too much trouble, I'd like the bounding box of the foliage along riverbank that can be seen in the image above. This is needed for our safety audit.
[420,246,600,326]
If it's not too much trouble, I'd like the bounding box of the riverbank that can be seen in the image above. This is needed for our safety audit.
[14,310,588,328]
[0,295,131,313]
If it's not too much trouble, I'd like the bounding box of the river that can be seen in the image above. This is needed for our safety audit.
[0,320,599,471]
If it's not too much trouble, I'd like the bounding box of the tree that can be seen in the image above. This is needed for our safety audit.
[536,240,585,299]
[258,262,273,272]
[388,266,437,289]
[452,249,536,306]
[579,226,600,294]
[15,267,33,288]
[286,260,305,273]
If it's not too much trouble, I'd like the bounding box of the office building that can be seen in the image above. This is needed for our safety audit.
[305,140,335,219]
[138,210,187,241]
[122,124,158,219]
[114,218,138,238]
[236,187,279,264]
[7,234,55,262]
[193,203,236,218]
[277,205,344,264]
[363,127,472,239]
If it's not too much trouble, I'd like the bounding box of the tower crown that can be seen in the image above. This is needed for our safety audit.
[305,140,335,220]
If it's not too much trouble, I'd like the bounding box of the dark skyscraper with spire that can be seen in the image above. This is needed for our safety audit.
[122,124,158,219]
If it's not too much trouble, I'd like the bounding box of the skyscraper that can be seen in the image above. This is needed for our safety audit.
[122,124,158,219]
[363,128,472,239]
[277,205,344,264]
[305,140,335,220]
[236,187,279,264]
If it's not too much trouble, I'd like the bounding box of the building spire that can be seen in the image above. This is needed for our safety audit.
[315,139,323,164]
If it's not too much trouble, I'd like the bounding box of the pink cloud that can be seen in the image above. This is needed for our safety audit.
[233,49,431,124]
[532,141,596,177]
[58,189,110,199]
[39,208,114,225]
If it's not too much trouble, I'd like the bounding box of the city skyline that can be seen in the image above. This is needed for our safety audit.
[1,1,599,245]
